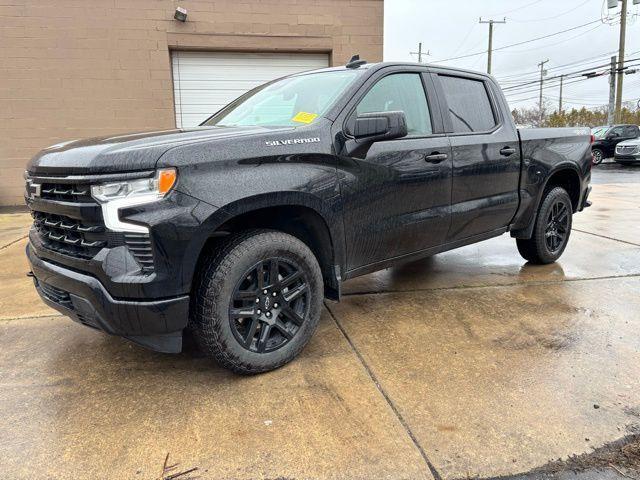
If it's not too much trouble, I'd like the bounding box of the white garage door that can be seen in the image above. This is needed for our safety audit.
[171,51,330,128]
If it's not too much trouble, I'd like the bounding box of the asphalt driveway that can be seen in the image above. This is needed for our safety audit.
[1,165,639,479]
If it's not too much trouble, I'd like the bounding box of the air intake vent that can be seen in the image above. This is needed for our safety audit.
[124,233,154,273]
[40,283,73,309]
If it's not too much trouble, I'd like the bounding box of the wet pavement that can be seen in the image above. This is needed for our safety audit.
[0,164,639,479]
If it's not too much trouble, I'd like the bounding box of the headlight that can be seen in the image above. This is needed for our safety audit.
[92,168,176,202]
[91,168,176,233]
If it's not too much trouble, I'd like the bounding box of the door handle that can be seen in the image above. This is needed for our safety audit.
[500,146,516,157]
[424,152,448,163]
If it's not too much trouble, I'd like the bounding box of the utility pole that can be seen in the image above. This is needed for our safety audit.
[558,75,564,114]
[615,0,628,122]
[608,55,617,125]
[410,42,430,63]
[479,17,506,74]
[538,59,549,122]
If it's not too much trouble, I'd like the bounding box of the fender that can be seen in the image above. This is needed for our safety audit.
[510,161,583,239]
[181,191,346,299]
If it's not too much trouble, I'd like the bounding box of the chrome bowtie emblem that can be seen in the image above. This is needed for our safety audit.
[26,179,41,200]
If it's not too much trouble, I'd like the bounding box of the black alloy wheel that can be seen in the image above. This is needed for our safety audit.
[229,258,309,354]
[544,200,570,253]
[516,186,573,264]
[189,229,323,374]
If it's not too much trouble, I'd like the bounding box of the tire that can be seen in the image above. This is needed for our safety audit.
[516,187,573,265]
[592,148,604,165]
[189,229,323,374]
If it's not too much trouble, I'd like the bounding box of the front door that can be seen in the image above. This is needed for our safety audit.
[433,72,521,242]
[338,70,453,271]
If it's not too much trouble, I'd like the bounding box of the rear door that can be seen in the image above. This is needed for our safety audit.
[431,70,520,242]
[336,67,452,271]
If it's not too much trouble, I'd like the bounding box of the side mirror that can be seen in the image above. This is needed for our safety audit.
[353,111,408,142]
[607,132,619,139]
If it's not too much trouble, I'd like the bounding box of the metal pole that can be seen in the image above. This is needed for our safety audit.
[558,75,564,113]
[479,18,506,75]
[608,55,617,125]
[615,0,627,122]
[487,22,494,74]
[538,59,549,122]
[410,42,429,63]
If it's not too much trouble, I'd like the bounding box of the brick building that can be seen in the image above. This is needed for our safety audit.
[0,0,384,206]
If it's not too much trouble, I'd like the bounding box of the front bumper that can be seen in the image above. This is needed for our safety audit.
[614,154,640,163]
[27,243,189,353]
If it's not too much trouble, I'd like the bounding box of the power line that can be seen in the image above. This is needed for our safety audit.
[509,0,592,23]
[497,23,604,55]
[434,18,604,63]
[504,77,602,99]
[500,58,640,93]
[487,0,545,17]
[495,49,623,80]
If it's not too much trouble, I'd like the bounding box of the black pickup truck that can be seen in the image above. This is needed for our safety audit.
[25,59,592,373]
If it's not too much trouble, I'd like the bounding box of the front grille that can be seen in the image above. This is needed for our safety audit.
[27,173,156,272]
[40,282,73,309]
[617,145,637,154]
[40,183,93,203]
[32,211,107,259]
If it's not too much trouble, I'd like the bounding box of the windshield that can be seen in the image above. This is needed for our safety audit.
[202,70,361,128]
[592,126,609,139]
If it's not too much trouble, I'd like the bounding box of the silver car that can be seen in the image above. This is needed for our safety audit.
[614,138,640,165]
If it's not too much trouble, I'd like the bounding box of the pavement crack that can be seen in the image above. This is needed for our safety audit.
[0,234,27,251]
[0,313,63,323]
[574,228,640,247]
[325,302,443,480]
[342,272,640,298]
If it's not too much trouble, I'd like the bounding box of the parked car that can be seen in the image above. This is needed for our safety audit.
[591,124,640,164]
[25,59,593,373]
[614,138,640,165]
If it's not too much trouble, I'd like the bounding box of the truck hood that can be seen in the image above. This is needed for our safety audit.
[27,126,293,175]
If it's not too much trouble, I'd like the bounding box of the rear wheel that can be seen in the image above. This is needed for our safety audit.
[516,187,573,264]
[592,148,604,165]
[189,230,323,374]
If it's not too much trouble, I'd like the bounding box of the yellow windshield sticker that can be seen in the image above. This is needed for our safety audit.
[292,112,318,124]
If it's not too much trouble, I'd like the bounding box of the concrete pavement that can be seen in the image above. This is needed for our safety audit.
[0,165,639,479]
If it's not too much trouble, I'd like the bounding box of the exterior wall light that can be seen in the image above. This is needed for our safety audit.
[174,7,187,22]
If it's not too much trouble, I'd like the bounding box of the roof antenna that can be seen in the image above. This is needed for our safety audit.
[346,54,367,69]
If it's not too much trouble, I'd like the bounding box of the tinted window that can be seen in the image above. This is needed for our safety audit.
[439,76,497,133]
[356,73,432,136]
[623,125,639,137]
[609,126,624,137]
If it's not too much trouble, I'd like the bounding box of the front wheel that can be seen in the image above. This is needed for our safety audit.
[592,148,604,165]
[516,187,573,264]
[189,230,323,374]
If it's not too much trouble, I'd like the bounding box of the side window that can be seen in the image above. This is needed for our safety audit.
[356,73,432,136]
[623,125,638,137]
[610,126,624,137]
[439,75,497,133]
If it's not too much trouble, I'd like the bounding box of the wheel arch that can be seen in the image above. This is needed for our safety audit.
[193,194,344,301]
[511,165,582,240]
[543,166,582,212]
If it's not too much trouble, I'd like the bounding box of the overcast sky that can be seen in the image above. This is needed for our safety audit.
[384,0,640,111]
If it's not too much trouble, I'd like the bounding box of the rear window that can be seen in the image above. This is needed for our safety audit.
[439,76,497,133]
